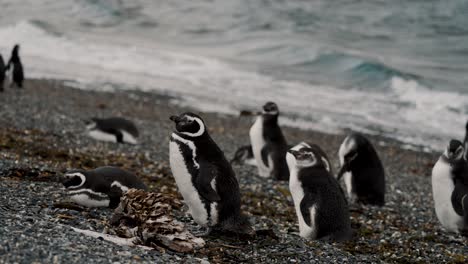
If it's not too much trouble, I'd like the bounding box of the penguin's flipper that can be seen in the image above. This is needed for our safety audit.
[196,162,221,202]
[451,183,468,216]
[260,145,271,167]
[108,186,123,209]
[300,192,317,227]
[461,194,468,236]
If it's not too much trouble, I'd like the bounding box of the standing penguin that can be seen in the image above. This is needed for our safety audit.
[287,144,351,241]
[432,140,468,236]
[169,112,252,234]
[337,133,385,206]
[249,102,289,181]
[62,166,147,209]
[6,44,24,88]
[85,117,139,144]
[0,54,5,92]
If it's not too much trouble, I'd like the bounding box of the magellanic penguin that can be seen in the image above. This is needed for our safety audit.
[85,117,139,144]
[230,145,256,166]
[0,54,5,92]
[6,44,24,88]
[169,112,252,234]
[432,140,468,236]
[294,141,333,174]
[337,133,385,206]
[287,143,352,241]
[249,102,289,181]
[62,166,147,208]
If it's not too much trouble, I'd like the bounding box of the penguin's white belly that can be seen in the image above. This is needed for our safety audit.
[121,131,137,144]
[289,171,317,239]
[249,117,271,177]
[87,129,137,144]
[70,194,110,207]
[88,130,116,143]
[169,140,209,226]
[432,160,463,232]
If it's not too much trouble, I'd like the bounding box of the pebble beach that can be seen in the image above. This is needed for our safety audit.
[0,79,467,263]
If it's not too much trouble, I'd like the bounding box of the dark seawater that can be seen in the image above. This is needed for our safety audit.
[1,0,468,150]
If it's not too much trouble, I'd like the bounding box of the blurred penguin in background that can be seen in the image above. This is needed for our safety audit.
[6,44,24,88]
[0,54,5,92]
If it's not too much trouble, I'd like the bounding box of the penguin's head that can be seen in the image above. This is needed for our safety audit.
[262,102,279,116]
[287,147,318,168]
[170,112,206,138]
[84,118,98,130]
[339,135,359,167]
[62,171,86,190]
[444,139,464,162]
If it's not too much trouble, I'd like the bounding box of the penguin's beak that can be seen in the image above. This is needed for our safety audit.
[170,115,181,123]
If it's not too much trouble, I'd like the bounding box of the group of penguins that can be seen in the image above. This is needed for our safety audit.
[0,44,24,91]
[63,101,468,242]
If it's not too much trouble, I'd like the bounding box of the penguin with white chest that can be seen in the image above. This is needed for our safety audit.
[62,166,147,209]
[249,102,289,181]
[337,133,385,206]
[287,144,351,241]
[432,139,468,236]
[169,112,252,234]
[85,117,139,144]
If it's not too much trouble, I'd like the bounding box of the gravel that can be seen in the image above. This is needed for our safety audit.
[0,79,467,263]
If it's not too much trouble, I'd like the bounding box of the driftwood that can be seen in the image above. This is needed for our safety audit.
[109,189,205,253]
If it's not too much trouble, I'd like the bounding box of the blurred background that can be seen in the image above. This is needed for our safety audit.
[1,0,468,149]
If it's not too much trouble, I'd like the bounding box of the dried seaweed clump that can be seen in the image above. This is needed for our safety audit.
[109,189,205,253]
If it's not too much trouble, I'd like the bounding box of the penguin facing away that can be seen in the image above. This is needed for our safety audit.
[337,133,385,206]
[249,101,289,181]
[62,166,147,209]
[230,144,256,166]
[169,112,252,234]
[85,117,139,144]
[432,140,468,236]
[6,44,24,88]
[286,144,351,241]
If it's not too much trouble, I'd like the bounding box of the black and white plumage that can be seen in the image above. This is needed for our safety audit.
[464,121,468,160]
[432,140,468,235]
[6,44,24,88]
[230,145,256,166]
[169,112,251,234]
[0,54,5,92]
[337,133,385,206]
[286,144,351,241]
[85,117,139,144]
[62,166,147,209]
[249,102,289,181]
[294,141,333,174]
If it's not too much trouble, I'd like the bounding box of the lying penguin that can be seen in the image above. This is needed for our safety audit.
[337,133,385,206]
[85,117,139,144]
[287,143,351,241]
[230,145,256,166]
[62,166,147,208]
[169,112,252,235]
[432,139,468,236]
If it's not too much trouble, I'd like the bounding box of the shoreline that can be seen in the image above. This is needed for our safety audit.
[0,78,466,263]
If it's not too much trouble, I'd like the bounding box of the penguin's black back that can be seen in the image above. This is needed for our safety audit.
[77,166,147,193]
[349,133,385,206]
[94,117,139,137]
[262,114,289,180]
[299,166,351,240]
[450,159,468,216]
